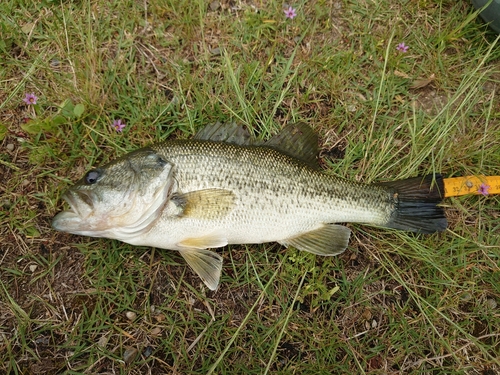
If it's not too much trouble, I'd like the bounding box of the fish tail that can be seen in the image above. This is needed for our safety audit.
[378,174,447,234]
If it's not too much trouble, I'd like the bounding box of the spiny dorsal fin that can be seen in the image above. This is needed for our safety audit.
[194,122,253,145]
[178,248,223,291]
[172,189,236,220]
[194,122,320,168]
[263,123,320,169]
[279,224,351,256]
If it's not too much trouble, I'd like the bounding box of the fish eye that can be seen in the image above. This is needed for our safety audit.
[84,169,101,185]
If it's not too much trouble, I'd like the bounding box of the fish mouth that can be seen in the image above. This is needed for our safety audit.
[51,190,95,233]
[66,190,94,215]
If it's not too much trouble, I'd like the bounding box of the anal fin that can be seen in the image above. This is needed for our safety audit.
[178,248,223,291]
[280,224,351,256]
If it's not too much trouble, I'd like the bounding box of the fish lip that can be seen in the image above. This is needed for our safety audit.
[61,191,77,213]
[62,190,94,217]
[51,210,79,231]
[52,190,95,232]
[52,190,79,229]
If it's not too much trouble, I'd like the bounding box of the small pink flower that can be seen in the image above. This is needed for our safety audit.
[396,42,409,53]
[284,6,297,19]
[477,183,490,196]
[23,92,38,105]
[112,119,126,132]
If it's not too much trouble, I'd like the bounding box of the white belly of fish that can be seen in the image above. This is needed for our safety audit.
[128,191,384,251]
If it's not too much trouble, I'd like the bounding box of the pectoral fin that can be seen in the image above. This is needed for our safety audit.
[178,248,223,291]
[172,189,236,220]
[280,224,351,256]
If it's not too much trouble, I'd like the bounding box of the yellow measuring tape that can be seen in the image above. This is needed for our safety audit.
[443,176,500,198]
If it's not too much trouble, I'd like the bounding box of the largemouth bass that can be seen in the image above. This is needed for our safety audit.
[52,123,447,290]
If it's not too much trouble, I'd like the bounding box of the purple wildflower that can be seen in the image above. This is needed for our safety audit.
[112,119,126,132]
[23,92,38,105]
[477,183,490,196]
[284,6,297,19]
[396,42,409,53]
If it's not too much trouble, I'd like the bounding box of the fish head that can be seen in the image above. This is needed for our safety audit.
[52,148,175,239]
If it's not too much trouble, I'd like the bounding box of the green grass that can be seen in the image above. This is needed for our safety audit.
[1,0,500,374]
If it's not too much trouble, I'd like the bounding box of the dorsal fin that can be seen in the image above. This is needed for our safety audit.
[263,123,320,169]
[194,122,253,145]
[194,122,320,169]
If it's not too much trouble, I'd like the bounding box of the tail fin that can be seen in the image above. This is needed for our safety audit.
[378,174,447,234]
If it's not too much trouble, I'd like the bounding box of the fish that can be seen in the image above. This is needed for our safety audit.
[52,122,447,290]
